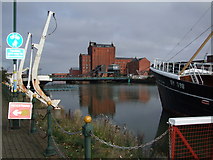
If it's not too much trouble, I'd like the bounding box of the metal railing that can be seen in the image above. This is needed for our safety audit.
[153,59,213,76]
[168,116,213,159]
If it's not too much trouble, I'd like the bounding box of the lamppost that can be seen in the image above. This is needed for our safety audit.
[11,0,20,129]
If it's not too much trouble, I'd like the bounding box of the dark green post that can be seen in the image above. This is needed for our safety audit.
[30,94,37,133]
[82,116,93,159]
[11,0,20,129]
[128,77,131,84]
[44,101,56,157]
[22,91,26,102]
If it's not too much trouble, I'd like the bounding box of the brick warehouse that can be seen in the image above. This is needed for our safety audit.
[127,58,150,76]
[78,41,150,76]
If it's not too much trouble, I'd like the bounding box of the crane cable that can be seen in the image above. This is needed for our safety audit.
[166,25,212,62]
[164,3,213,62]
[48,14,57,36]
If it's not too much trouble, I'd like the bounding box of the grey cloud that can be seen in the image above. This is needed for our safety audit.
[2,2,211,74]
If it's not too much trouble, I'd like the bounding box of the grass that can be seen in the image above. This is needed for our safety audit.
[36,108,141,158]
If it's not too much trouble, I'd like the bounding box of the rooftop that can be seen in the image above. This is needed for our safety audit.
[115,57,134,60]
[89,42,114,48]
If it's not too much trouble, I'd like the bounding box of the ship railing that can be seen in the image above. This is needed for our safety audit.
[153,59,213,76]
[193,62,213,75]
[153,59,182,74]
[189,63,203,85]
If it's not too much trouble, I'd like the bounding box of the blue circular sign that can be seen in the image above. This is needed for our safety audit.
[7,32,23,48]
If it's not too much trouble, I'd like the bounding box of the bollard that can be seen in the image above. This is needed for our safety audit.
[30,94,37,133]
[128,78,131,84]
[11,91,20,129]
[44,101,57,157]
[82,116,93,159]
[22,91,26,102]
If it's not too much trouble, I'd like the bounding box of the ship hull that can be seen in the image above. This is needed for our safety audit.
[151,68,213,116]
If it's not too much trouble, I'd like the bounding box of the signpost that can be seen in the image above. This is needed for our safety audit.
[6,32,24,93]
[8,102,33,119]
[6,32,24,60]
[9,0,20,129]
[7,32,23,48]
[6,48,25,59]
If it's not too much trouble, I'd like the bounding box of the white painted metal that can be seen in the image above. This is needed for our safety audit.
[168,116,213,126]
[17,33,31,92]
[23,75,52,82]
[27,46,33,89]
[150,67,180,80]
[31,11,60,108]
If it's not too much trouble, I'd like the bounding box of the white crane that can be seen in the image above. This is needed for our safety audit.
[32,11,60,108]
[17,33,47,103]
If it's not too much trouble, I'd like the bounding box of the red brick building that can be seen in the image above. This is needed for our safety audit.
[79,42,150,76]
[52,73,69,77]
[127,58,150,76]
[88,42,115,70]
[69,68,81,76]
[79,54,91,75]
[115,58,133,75]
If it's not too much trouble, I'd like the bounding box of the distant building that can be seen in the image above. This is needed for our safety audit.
[79,54,91,75]
[69,68,81,76]
[127,58,150,76]
[52,73,70,77]
[78,41,151,76]
[88,42,115,70]
[115,57,133,75]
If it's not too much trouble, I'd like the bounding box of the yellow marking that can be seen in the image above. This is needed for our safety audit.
[21,110,30,116]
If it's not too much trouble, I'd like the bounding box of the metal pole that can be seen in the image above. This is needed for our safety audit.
[44,102,56,157]
[30,94,37,133]
[11,0,20,129]
[27,42,33,89]
[13,0,17,94]
[22,91,26,102]
[82,116,93,159]
[211,1,213,57]
[128,78,131,84]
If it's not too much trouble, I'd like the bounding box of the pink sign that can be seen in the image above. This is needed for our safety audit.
[8,102,33,119]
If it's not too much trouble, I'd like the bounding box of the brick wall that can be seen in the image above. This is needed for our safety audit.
[88,42,115,70]
[127,58,150,75]
[69,68,81,76]
[115,58,133,75]
[79,54,91,75]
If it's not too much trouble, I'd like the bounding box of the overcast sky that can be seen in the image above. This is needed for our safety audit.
[1,1,212,74]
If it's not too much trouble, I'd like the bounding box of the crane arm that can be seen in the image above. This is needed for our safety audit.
[32,11,60,108]
[17,32,31,93]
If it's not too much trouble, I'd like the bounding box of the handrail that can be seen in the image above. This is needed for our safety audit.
[193,64,203,84]
[153,59,212,77]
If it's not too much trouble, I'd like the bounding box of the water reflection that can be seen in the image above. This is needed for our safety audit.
[150,110,185,158]
[79,85,116,116]
[79,84,150,116]
[48,84,162,143]
[46,84,184,158]
[150,110,171,157]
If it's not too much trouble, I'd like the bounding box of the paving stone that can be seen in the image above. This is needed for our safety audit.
[2,93,61,159]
